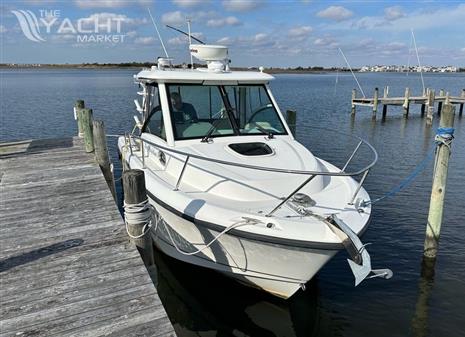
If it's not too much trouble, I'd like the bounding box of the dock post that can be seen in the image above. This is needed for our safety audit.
[78,108,94,152]
[423,103,455,259]
[382,86,388,118]
[93,120,116,201]
[437,89,445,116]
[286,110,297,136]
[460,89,464,116]
[426,89,435,125]
[351,89,356,115]
[122,169,155,267]
[74,100,85,137]
[372,87,379,119]
[403,87,410,118]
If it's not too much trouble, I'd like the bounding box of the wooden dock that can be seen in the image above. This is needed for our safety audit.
[351,87,464,123]
[0,137,175,337]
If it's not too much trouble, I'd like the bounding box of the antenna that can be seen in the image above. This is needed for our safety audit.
[187,19,193,69]
[165,25,205,44]
[411,29,425,94]
[338,48,366,98]
[147,8,169,58]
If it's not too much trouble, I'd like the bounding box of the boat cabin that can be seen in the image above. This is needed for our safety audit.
[134,67,292,147]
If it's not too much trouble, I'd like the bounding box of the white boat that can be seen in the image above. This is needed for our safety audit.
[118,43,392,299]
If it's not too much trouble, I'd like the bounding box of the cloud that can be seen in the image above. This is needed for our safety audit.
[384,6,405,20]
[168,32,204,45]
[75,0,151,9]
[288,25,312,37]
[126,30,137,38]
[222,0,262,12]
[350,3,465,32]
[314,36,339,48]
[0,24,6,33]
[78,12,148,31]
[317,6,353,22]
[216,36,234,45]
[135,36,156,45]
[206,16,241,27]
[172,0,208,8]
[161,11,185,26]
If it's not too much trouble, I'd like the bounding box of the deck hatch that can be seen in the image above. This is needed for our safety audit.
[228,142,273,156]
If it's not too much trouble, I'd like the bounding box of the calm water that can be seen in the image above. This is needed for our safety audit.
[1,69,464,337]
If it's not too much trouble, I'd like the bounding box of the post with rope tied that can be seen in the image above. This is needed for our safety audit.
[122,169,155,267]
[423,98,455,259]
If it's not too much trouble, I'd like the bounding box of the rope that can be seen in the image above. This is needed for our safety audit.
[161,217,262,256]
[124,199,154,239]
[363,127,454,206]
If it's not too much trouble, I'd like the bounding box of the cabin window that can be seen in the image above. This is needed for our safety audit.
[166,84,286,140]
[142,85,166,140]
[167,85,235,140]
[224,85,286,135]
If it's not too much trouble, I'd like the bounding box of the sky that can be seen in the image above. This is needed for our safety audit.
[1,0,464,67]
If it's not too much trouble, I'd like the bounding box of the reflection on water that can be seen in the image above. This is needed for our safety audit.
[151,247,343,337]
[411,258,436,337]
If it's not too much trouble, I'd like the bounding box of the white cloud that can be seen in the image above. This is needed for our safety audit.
[161,11,186,26]
[314,36,339,48]
[317,6,353,22]
[172,0,208,8]
[135,36,156,45]
[461,47,465,53]
[168,32,204,45]
[78,12,148,31]
[206,16,241,27]
[350,3,465,32]
[0,24,6,33]
[222,0,262,12]
[384,6,405,20]
[126,30,137,37]
[288,26,312,37]
[216,36,234,45]
[75,0,151,9]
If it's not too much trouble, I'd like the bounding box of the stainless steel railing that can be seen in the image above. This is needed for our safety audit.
[124,131,378,216]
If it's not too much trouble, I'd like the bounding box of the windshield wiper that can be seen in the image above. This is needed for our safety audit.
[252,123,275,139]
[201,118,225,143]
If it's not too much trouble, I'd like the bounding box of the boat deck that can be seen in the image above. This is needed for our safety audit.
[0,137,175,337]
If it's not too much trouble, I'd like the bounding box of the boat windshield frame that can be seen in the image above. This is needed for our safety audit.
[165,83,288,141]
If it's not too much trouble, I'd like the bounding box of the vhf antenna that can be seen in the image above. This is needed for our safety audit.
[187,18,193,69]
[165,25,205,44]
[147,8,169,58]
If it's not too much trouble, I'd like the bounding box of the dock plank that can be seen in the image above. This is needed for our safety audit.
[0,137,175,337]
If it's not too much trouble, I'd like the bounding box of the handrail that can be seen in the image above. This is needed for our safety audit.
[129,134,378,177]
[126,129,378,215]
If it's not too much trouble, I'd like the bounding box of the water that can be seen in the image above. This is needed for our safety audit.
[1,69,464,337]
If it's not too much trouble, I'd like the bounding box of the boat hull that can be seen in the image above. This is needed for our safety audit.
[149,199,339,299]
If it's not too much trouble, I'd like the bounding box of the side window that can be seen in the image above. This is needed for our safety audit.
[143,85,166,140]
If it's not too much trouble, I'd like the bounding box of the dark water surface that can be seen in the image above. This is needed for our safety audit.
[1,69,464,337]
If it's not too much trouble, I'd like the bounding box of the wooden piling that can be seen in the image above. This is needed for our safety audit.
[403,87,410,118]
[437,89,445,116]
[382,86,388,118]
[426,89,435,125]
[74,100,85,137]
[351,89,356,115]
[93,120,116,201]
[460,89,464,116]
[78,108,94,152]
[286,110,297,136]
[423,103,455,259]
[122,169,155,267]
[372,87,379,119]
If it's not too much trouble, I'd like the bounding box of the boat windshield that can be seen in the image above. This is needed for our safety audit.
[167,84,287,140]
